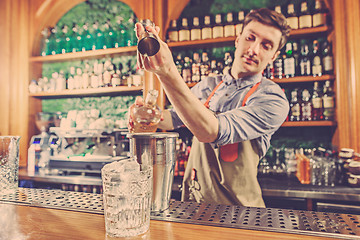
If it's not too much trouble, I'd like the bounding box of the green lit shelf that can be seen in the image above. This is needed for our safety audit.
[30,46,137,63]
[29,86,143,99]
[281,120,336,127]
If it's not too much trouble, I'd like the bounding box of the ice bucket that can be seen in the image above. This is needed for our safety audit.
[127,132,178,212]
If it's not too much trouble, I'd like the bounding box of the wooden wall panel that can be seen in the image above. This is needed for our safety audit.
[0,0,30,166]
[333,0,360,152]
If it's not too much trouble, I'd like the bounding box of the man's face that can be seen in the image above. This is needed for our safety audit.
[231,20,282,78]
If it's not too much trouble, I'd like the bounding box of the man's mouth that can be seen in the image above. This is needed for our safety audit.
[243,55,258,65]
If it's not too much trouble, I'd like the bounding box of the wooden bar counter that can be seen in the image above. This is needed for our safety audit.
[1,203,332,240]
[1,188,359,240]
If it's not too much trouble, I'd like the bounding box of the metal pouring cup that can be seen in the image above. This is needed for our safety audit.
[127,132,178,212]
[137,19,160,57]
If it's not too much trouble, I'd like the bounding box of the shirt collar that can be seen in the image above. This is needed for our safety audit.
[223,70,263,88]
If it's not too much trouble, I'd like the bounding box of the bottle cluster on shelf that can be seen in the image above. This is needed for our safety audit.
[174,50,233,84]
[40,14,137,56]
[174,138,191,177]
[287,80,335,122]
[263,38,333,79]
[166,0,329,43]
[279,0,330,30]
[29,58,143,93]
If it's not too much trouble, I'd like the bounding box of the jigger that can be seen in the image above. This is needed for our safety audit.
[137,19,160,57]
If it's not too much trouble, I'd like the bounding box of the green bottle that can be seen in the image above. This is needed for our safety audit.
[81,23,93,51]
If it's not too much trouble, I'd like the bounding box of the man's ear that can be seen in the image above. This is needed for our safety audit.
[271,50,280,62]
[235,34,241,48]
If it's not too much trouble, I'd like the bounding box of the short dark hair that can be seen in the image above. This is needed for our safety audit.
[242,8,291,51]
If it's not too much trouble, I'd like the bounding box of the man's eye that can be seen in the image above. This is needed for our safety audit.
[262,43,272,51]
[245,35,255,41]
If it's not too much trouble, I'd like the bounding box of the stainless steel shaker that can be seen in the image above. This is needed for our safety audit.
[137,19,160,57]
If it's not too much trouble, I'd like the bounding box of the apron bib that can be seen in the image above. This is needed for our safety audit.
[181,80,265,207]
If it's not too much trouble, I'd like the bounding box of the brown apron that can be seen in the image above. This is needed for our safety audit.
[181,80,265,207]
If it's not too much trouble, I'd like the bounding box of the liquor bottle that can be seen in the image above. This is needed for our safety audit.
[69,23,80,53]
[178,18,190,42]
[131,89,162,133]
[191,52,201,82]
[312,81,324,120]
[283,42,296,78]
[273,54,284,79]
[212,14,224,39]
[67,66,76,90]
[224,12,235,37]
[200,52,210,81]
[111,64,121,87]
[103,19,115,49]
[91,22,99,50]
[182,56,192,83]
[286,3,299,30]
[299,1,312,29]
[48,26,58,55]
[40,27,50,56]
[175,53,183,76]
[95,21,106,50]
[322,80,335,120]
[301,89,312,121]
[292,41,300,76]
[58,25,69,54]
[274,5,282,14]
[125,13,137,47]
[114,16,126,48]
[235,11,245,36]
[299,40,311,76]
[201,15,212,40]
[322,39,334,75]
[311,39,322,77]
[264,62,274,79]
[290,88,301,121]
[103,58,113,87]
[190,17,201,41]
[210,59,219,75]
[312,0,327,27]
[223,52,233,74]
[82,61,90,89]
[167,20,179,42]
[74,68,82,89]
[81,23,93,51]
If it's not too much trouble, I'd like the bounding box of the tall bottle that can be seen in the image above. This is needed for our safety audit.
[299,1,312,29]
[125,14,137,47]
[69,23,81,53]
[201,15,212,40]
[312,81,324,120]
[191,52,201,82]
[182,56,192,83]
[212,14,224,39]
[224,12,235,37]
[312,39,322,77]
[223,52,233,74]
[175,53,184,76]
[286,3,299,30]
[167,20,179,42]
[322,80,335,121]
[273,54,284,79]
[312,0,327,27]
[190,17,201,41]
[290,88,301,121]
[40,27,50,56]
[81,23,93,51]
[235,11,245,36]
[131,89,162,133]
[301,89,312,121]
[48,26,58,55]
[178,18,190,42]
[200,52,210,81]
[299,40,311,76]
[322,39,334,75]
[283,42,296,78]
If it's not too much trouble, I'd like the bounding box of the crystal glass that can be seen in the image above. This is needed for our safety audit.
[0,136,21,195]
[102,158,153,237]
[131,89,161,133]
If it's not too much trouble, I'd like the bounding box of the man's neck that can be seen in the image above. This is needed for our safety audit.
[230,67,261,80]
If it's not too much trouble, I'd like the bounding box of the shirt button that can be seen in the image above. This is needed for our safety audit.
[225,94,229,97]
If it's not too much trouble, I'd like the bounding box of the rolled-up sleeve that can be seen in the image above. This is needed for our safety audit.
[214,82,289,146]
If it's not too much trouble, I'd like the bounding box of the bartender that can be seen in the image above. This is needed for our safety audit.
[130,8,291,207]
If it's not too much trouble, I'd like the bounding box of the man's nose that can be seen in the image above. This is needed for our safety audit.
[248,41,260,56]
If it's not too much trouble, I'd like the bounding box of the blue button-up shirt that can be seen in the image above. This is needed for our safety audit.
[169,72,289,158]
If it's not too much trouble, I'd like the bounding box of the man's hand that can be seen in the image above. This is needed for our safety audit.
[127,96,144,133]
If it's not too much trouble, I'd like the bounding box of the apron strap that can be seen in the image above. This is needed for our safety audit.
[209,80,261,162]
